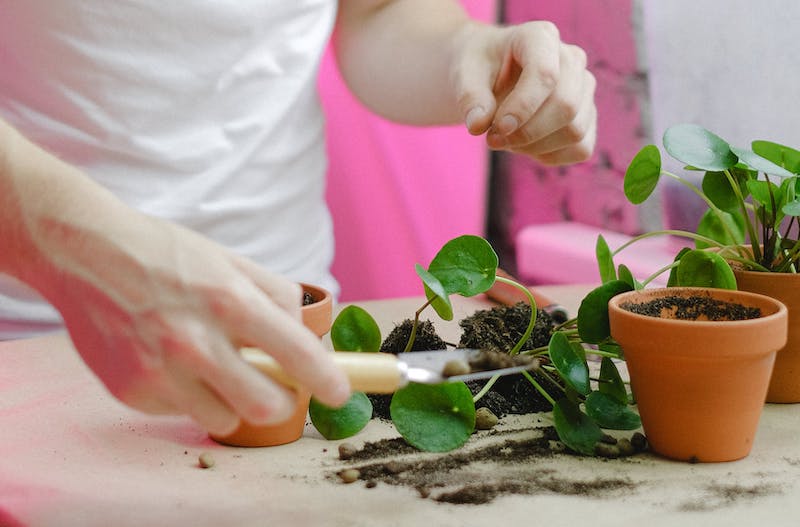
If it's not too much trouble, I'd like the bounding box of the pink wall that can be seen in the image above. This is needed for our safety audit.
[321,1,496,301]
[501,0,644,238]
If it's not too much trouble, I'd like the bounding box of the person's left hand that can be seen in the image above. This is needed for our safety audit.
[452,20,597,166]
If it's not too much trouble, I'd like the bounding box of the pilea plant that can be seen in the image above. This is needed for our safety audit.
[309,235,641,455]
[604,123,800,285]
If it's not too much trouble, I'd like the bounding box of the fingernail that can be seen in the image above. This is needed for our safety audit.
[487,132,507,149]
[328,378,352,407]
[497,114,519,135]
[465,106,485,130]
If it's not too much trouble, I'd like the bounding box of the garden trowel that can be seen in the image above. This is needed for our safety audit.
[240,347,539,394]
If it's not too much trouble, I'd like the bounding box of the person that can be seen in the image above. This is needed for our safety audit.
[0,0,597,437]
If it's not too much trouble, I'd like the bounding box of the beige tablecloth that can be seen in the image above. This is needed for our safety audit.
[2,285,799,527]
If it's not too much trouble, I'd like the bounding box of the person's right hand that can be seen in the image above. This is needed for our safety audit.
[0,122,350,436]
[46,212,351,436]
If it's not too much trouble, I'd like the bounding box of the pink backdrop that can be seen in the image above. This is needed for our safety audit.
[321,2,496,301]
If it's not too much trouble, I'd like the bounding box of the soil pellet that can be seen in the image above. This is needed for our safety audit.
[338,469,360,484]
[198,452,215,469]
[383,460,405,474]
[600,433,618,445]
[594,442,620,459]
[338,442,358,460]
[617,438,636,457]
[631,432,648,452]
[474,407,499,430]
[442,359,471,377]
[365,480,377,489]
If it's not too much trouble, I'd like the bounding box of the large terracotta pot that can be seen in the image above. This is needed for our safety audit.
[211,283,333,447]
[609,287,787,463]
[733,269,800,403]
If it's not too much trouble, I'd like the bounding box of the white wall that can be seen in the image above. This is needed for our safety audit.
[642,0,800,230]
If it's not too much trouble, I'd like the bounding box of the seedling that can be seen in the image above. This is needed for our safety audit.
[310,235,641,455]
[604,123,800,285]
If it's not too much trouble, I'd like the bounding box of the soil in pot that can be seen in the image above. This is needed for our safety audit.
[368,303,559,420]
[620,295,761,321]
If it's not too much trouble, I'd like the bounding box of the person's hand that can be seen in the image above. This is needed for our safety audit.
[453,20,597,165]
[1,118,351,438]
[43,212,351,436]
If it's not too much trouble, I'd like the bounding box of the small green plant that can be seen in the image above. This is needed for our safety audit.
[310,235,641,455]
[608,123,800,284]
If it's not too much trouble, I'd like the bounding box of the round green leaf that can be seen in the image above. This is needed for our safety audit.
[695,209,745,248]
[747,179,783,214]
[416,264,453,321]
[595,235,617,283]
[552,398,604,456]
[577,280,633,344]
[663,124,737,171]
[598,357,627,404]
[616,264,638,289]
[752,139,800,174]
[548,332,590,396]
[584,391,641,431]
[309,392,373,440]
[331,306,382,352]
[731,145,796,178]
[783,199,800,217]
[624,144,662,204]
[427,235,498,297]
[701,171,741,212]
[390,383,476,452]
[666,247,691,287]
[675,249,737,289]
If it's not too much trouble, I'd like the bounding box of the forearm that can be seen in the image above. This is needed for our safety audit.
[0,119,140,301]
[334,0,476,125]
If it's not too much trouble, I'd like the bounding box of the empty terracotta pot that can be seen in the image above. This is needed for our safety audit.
[733,269,800,403]
[609,287,787,462]
[211,283,333,447]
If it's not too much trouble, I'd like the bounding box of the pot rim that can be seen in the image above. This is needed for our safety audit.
[608,286,788,328]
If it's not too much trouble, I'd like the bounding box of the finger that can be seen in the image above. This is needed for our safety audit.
[501,45,590,149]
[225,292,351,408]
[231,255,303,320]
[490,21,562,137]
[165,372,243,436]
[166,328,298,427]
[452,28,499,135]
[516,112,597,166]
[511,82,597,157]
[202,340,298,426]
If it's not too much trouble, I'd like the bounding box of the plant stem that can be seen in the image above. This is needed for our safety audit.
[402,297,434,354]
[494,275,537,356]
[472,375,499,403]
[521,370,557,406]
[722,169,762,262]
[609,229,723,257]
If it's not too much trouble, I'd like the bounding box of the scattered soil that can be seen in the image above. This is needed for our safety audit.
[621,295,761,321]
[332,426,639,505]
[677,482,782,512]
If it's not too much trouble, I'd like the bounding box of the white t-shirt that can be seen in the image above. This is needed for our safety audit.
[0,0,338,338]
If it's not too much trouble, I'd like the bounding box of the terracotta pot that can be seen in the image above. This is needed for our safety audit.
[733,269,800,403]
[608,287,787,462]
[211,283,333,447]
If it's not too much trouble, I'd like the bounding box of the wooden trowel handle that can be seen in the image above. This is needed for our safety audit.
[240,347,403,394]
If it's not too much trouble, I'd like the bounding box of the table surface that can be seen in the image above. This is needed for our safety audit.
[2,284,800,527]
